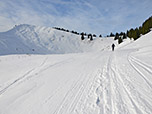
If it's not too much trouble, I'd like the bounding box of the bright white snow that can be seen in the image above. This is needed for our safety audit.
[0,24,113,55]
[0,25,152,114]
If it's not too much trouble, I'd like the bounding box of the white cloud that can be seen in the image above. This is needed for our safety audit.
[0,0,152,35]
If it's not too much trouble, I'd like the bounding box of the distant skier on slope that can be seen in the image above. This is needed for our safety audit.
[112,43,115,51]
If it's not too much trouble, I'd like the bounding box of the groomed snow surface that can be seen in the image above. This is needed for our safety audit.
[0,25,152,114]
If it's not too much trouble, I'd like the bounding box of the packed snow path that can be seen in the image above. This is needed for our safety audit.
[0,46,152,114]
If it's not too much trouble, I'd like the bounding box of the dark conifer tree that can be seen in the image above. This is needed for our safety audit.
[123,33,127,39]
[88,34,93,41]
[126,16,152,40]
[119,32,124,36]
[81,33,85,40]
[93,34,96,37]
[134,28,140,40]
[110,32,115,37]
[90,34,93,41]
[127,30,129,37]
[118,37,123,44]
[114,33,119,40]
[99,34,102,37]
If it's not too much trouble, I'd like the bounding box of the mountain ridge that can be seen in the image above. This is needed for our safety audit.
[0,24,114,55]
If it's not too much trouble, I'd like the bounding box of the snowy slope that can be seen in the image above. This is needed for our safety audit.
[0,28,152,114]
[0,24,113,55]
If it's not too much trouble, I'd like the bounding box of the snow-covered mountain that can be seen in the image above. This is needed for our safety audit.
[1,24,152,114]
[0,24,113,55]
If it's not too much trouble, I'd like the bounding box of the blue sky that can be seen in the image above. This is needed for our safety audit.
[0,0,152,35]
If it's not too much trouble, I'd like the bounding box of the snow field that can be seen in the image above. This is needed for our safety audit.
[0,25,152,114]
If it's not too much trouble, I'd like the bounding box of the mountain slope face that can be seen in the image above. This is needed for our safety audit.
[0,30,152,114]
[0,24,113,55]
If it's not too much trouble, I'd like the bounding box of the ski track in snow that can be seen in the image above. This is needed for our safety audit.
[68,69,99,114]
[0,50,152,114]
[92,51,152,114]
[0,57,74,96]
[52,61,100,114]
[0,68,35,95]
[95,55,113,114]
[1,50,152,114]
[110,58,144,114]
[0,57,49,95]
[128,56,152,89]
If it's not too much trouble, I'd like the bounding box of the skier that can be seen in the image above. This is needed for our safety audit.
[112,43,115,51]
